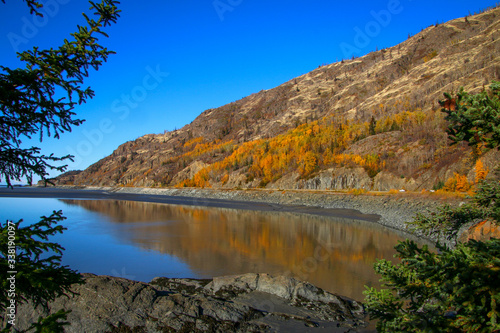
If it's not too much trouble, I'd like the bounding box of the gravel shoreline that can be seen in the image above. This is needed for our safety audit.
[77,186,462,241]
[2,185,463,242]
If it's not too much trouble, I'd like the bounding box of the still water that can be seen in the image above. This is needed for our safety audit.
[0,197,409,301]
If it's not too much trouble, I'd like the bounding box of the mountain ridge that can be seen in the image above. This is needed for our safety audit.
[53,6,500,191]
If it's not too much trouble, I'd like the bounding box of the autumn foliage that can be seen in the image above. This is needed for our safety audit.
[442,172,472,192]
[475,159,489,183]
[176,109,432,188]
[437,158,490,194]
[164,87,498,191]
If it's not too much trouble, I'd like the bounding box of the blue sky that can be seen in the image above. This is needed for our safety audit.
[1,0,498,182]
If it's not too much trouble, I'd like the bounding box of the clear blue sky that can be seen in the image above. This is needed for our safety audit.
[1,0,498,182]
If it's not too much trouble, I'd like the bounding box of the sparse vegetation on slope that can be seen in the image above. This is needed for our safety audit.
[54,6,500,191]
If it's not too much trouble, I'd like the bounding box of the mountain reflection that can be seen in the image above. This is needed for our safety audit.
[60,199,403,300]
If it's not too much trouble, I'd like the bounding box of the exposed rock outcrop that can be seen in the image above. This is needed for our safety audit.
[10,273,369,332]
[298,168,373,191]
[373,171,417,191]
[458,219,500,243]
[171,161,209,185]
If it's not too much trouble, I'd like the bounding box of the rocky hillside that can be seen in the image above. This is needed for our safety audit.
[55,7,500,190]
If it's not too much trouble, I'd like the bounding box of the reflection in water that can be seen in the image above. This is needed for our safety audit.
[60,199,406,301]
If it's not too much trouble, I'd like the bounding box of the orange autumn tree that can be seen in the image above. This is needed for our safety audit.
[475,159,489,183]
[443,172,472,192]
[299,151,318,177]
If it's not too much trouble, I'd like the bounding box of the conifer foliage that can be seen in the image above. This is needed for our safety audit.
[0,1,120,331]
[0,212,83,332]
[364,82,500,332]
[441,82,500,149]
[0,0,120,186]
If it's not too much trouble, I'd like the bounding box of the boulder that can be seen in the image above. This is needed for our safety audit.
[459,219,500,243]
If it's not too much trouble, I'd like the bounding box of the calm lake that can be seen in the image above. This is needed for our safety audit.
[0,197,410,301]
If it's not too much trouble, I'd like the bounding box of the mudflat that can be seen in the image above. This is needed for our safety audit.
[0,186,381,222]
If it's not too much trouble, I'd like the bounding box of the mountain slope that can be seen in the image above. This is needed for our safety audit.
[57,7,500,190]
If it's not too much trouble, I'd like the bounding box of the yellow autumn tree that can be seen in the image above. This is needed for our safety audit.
[455,173,470,192]
[193,168,210,188]
[475,159,489,183]
[299,151,317,177]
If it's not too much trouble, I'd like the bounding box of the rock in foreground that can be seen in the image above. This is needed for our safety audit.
[12,273,370,332]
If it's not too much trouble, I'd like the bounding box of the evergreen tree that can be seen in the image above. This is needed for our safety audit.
[441,81,500,150]
[0,1,120,331]
[369,116,376,136]
[364,82,500,332]
[0,0,120,186]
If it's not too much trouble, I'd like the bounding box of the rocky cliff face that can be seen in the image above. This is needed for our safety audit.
[9,273,368,332]
[54,7,500,190]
